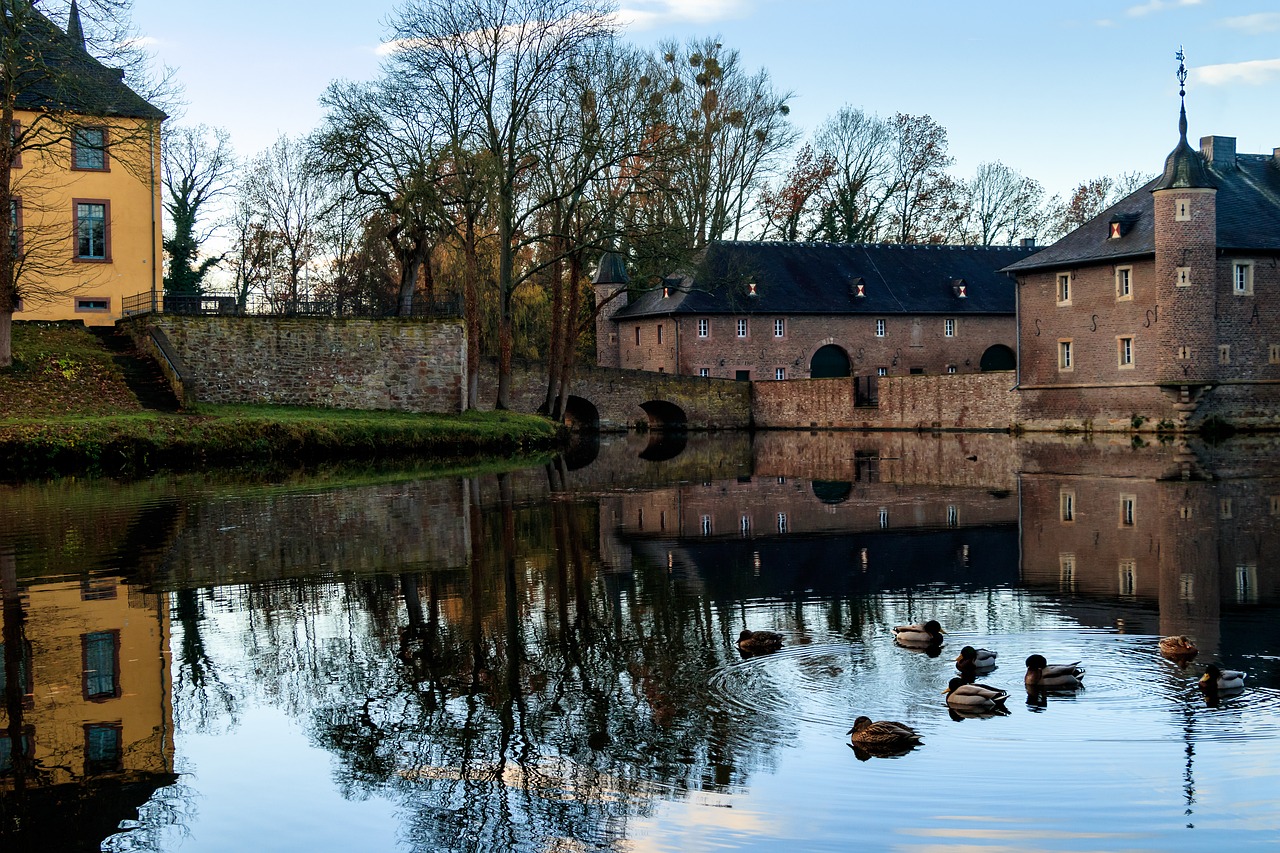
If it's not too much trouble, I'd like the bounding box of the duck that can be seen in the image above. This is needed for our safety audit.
[1199,663,1245,692]
[1159,635,1199,659]
[1024,654,1085,689]
[847,716,923,749]
[943,677,1009,710]
[737,629,784,657]
[956,645,997,669]
[893,620,945,646]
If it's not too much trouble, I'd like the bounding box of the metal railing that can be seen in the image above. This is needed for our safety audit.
[122,290,463,320]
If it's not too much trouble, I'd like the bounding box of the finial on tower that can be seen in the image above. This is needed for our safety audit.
[1175,46,1188,141]
[67,0,86,51]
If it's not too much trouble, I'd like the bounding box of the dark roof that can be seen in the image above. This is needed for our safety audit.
[593,252,629,286]
[1007,145,1280,274]
[613,241,1034,319]
[12,7,165,121]
[1150,105,1217,192]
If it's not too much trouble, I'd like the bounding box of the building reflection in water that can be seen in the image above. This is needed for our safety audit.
[1,561,177,849]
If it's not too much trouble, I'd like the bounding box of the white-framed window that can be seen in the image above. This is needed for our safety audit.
[1057,273,1071,305]
[874,318,886,337]
[1120,494,1136,527]
[740,514,751,535]
[946,365,957,374]
[777,512,788,533]
[774,318,785,338]
[1178,345,1192,360]
[698,367,710,378]
[878,507,889,528]
[657,324,663,344]
[697,318,708,338]
[1060,553,1076,591]
[1176,266,1191,287]
[1175,197,1190,221]
[74,200,109,260]
[1118,336,1134,368]
[736,318,748,338]
[1233,261,1254,295]
[1059,340,1073,371]
[700,515,712,536]
[944,318,955,337]
[1060,490,1075,522]
[1116,266,1132,300]
[775,367,785,380]
[72,126,108,170]
[1237,563,1258,603]
[946,505,958,527]
[876,366,888,377]
[1219,344,1231,365]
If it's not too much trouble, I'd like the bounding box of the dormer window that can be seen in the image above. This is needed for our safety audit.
[747,280,757,297]
[1108,213,1139,239]
[854,283,865,298]
[662,287,669,299]
[951,279,967,298]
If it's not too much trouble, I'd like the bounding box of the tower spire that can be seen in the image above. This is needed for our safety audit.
[1176,46,1188,141]
[67,0,86,51]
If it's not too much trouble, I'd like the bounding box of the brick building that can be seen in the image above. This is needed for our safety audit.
[1008,90,1280,431]
[595,241,1035,383]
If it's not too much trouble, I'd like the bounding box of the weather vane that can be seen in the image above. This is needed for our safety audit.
[1176,46,1187,98]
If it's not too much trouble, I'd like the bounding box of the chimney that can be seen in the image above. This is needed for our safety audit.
[1274,148,1280,168]
[1200,135,1236,168]
[1018,237,1036,249]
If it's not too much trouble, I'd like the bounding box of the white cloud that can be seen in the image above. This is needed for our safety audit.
[615,0,752,31]
[1221,12,1280,32]
[1126,0,1201,18]
[1193,58,1280,86]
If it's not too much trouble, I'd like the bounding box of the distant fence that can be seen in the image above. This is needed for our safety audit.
[123,291,462,320]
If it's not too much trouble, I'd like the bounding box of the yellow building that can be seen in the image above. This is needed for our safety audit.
[9,4,164,326]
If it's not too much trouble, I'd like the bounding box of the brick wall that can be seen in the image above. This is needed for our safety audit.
[130,316,466,413]
[614,313,1015,381]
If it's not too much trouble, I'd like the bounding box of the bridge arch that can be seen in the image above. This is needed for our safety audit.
[810,344,851,378]
[980,344,1016,371]
[811,480,853,504]
[639,399,687,430]
[563,395,600,430]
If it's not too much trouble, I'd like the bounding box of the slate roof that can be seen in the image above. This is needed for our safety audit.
[612,241,1035,320]
[11,7,165,121]
[1006,147,1280,274]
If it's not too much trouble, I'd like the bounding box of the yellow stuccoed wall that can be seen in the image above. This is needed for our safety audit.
[10,111,163,326]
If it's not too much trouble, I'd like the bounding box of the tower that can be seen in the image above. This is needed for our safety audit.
[592,252,629,369]
[1151,49,1218,389]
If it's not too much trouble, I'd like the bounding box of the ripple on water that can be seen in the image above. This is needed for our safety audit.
[707,630,1280,748]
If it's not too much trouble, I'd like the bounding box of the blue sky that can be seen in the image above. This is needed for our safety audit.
[129,0,1280,199]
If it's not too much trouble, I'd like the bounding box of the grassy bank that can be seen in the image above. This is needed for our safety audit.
[1,322,564,479]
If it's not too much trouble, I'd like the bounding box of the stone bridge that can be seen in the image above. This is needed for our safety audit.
[477,358,751,431]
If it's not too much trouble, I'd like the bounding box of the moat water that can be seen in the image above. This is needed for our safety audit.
[3,431,1279,851]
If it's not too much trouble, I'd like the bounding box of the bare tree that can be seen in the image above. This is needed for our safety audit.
[965,161,1045,246]
[649,37,796,247]
[222,190,278,311]
[757,143,835,242]
[809,106,895,243]
[886,113,953,244]
[162,124,235,295]
[242,136,328,308]
[388,0,619,410]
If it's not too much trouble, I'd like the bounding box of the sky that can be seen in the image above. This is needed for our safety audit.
[126,0,1280,201]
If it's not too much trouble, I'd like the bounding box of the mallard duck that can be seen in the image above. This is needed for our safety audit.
[847,716,923,749]
[956,645,997,670]
[943,677,1009,710]
[737,629,783,657]
[1024,654,1085,689]
[1200,663,1245,692]
[893,620,945,646]
[1159,635,1198,659]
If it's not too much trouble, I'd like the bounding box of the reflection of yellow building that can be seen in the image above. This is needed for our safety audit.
[1,576,174,839]
[9,6,164,325]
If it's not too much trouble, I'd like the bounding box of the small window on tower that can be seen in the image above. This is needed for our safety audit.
[1175,198,1190,221]
[1176,266,1191,287]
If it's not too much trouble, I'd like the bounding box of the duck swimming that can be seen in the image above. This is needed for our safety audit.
[943,677,1009,710]
[1159,635,1198,659]
[737,629,784,657]
[847,716,923,749]
[1200,663,1245,692]
[893,620,945,646]
[1024,654,1085,689]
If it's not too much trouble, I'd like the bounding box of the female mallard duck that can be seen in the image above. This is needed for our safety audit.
[943,677,1009,710]
[1200,663,1245,692]
[1024,654,1085,689]
[893,620,945,646]
[1159,635,1198,659]
[847,716,923,749]
[737,629,783,657]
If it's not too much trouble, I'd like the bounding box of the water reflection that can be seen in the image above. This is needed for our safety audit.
[0,432,1278,850]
